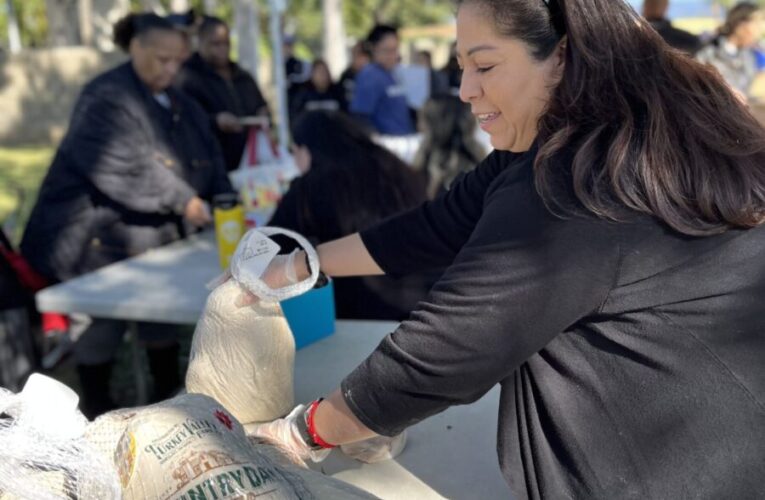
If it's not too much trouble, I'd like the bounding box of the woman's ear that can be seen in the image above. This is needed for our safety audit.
[555,36,567,69]
[548,36,567,83]
[129,36,142,58]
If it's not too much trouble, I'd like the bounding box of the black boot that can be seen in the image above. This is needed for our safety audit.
[146,343,181,402]
[76,362,117,419]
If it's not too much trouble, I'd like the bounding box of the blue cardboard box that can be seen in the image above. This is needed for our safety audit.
[280,280,336,349]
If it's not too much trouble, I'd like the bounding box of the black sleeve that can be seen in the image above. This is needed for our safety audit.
[341,173,621,436]
[67,93,196,215]
[359,151,514,277]
[247,75,269,114]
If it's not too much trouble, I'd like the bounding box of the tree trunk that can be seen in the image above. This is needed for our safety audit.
[80,0,130,50]
[46,0,81,47]
[234,0,260,78]
[322,0,347,78]
[78,0,94,46]
[6,0,22,53]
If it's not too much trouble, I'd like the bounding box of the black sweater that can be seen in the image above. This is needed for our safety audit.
[342,149,765,499]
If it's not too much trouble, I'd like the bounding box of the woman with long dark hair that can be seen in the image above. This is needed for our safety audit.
[414,94,489,198]
[250,1,765,496]
[269,111,430,320]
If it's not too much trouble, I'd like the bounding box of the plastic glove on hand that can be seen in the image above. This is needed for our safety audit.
[233,249,301,307]
[340,431,407,464]
[244,404,331,463]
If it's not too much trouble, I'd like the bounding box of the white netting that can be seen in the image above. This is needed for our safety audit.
[186,227,321,425]
[0,375,121,500]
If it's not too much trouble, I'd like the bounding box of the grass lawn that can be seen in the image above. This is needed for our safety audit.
[0,146,54,244]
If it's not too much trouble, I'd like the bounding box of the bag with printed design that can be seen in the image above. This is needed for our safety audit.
[85,393,376,500]
[230,124,299,227]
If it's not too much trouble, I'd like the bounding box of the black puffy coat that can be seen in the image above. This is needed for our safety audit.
[21,62,232,282]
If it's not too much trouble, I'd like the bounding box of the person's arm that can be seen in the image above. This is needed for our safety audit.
[66,93,197,216]
[286,151,514,280]
[330,193,621,442]
[252,175,622,453]
[248,75,270,117]
[317,233,384,276]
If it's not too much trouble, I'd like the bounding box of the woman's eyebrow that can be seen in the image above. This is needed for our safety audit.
[467,44,498,56]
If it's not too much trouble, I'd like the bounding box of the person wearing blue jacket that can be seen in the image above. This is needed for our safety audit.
[350,25,415,136]
[21,13,233,418]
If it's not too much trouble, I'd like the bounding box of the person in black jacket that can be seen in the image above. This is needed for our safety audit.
[249,0,765,498]
[643,0,701,55]
[175,16,269,171]
[289,59,347,123]
[20,13,233,418]
[269,111,432,320]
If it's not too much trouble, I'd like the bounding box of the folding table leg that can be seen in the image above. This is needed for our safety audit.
[128,321,148,405]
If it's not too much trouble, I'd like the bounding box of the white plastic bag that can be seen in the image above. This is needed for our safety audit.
[186,227,320,425]
[0,374,121,500]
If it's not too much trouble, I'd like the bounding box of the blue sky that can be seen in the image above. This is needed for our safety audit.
[626,0,723,18]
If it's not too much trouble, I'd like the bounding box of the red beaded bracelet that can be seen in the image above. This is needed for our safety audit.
[306,399,336,449]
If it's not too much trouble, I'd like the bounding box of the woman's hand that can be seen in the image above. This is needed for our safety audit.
[183,196,212,227]
[234,249,310,306]
[245,405,332,463]
[216,112,244,133]
[340,432,407,463]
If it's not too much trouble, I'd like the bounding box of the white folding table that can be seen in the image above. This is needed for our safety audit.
[35,232,508,499]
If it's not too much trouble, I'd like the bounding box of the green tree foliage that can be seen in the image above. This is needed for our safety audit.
[710,0,765,9]
[344,0,453,39]
[1,0,454,52]
[283,0,453,57]
[1,0,48,49]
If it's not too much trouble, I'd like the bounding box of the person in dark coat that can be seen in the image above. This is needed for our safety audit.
[20,13,233,418]
[175,16,270,171]
[250,1,765,498]
[338,41,371,105]
[289,59,347,123]
[643,0,702,55]
[268,111,433,320]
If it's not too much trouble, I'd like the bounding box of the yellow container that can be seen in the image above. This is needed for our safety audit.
[213,193,245,269]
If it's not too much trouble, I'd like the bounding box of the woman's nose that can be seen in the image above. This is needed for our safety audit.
[459,70,481,103]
